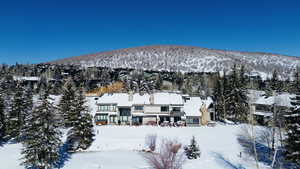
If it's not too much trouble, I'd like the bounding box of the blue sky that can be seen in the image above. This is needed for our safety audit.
[0,0,299,64]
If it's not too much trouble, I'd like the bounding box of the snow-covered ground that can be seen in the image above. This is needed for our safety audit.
[0,124,271,169]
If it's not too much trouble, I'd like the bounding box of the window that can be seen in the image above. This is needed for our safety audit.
[186,117,199,124]
[161,106,169,112]
[120,111,131,116]
[172,107,181,112]
[110,116,117,123]
[99,105,116,111]
[94,114,108,122]
[134,106,144,111]
[193,118,200,124]
[120,116,129,122]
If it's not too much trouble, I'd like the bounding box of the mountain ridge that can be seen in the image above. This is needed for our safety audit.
[48,45,300,78]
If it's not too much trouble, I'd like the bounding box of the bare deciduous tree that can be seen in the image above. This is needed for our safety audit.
[145,134,157,152]
[143,139,186,169]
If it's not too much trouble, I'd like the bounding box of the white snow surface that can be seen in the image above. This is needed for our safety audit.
[0,125,271,169]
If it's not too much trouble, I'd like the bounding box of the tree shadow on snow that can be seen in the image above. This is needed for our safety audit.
[0,137,12,147]
[0,139,6,147]
[54,141,73,169]
[237,136,299,169]
[210,152,245,169]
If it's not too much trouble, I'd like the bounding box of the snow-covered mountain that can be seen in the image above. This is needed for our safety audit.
[48,45,300,78]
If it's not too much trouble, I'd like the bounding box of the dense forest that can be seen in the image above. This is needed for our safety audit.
[0,63,298,97]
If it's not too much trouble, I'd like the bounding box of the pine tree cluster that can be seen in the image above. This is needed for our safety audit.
[21,89,62,169]
[213,65,249,123]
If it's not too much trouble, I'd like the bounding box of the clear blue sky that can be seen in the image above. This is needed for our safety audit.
[0,0,300,64]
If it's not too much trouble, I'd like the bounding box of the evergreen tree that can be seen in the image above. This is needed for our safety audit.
[266,69,282,95]
[184,136,201,159]
[67,88,94,151]
[6,83,26,139]
[284,74,300,166]
[19,86,34,141]
[292,69,300,93]
[0,94,5,141]
[239,65,247,88]
[21,89,62,169]
[58,79,76,127]
[23,86,33,115]
[226,65,249,123]
[213,75,226,121]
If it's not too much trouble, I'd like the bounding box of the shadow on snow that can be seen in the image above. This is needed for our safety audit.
[211,152,245,169]
[54,141,73,169]
[237,136,299,169]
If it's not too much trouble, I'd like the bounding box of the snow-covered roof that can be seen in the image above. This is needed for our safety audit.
[184,97,213,117]
[13,76,40,81]
[116,93,132,107]
[132,93,150,105]
[254,111,273,117]
[253,93,296,108]
[94,92,184,107]
[153,93,184,105]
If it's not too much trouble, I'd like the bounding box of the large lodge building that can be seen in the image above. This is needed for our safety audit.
[86,92,215,126]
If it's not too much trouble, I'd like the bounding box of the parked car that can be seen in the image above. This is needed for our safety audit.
[176,121,186,127]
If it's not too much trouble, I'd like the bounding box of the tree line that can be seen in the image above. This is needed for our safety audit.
[0,78,94,169]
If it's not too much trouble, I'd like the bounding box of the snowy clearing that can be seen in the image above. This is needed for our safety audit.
[0,124,271,169]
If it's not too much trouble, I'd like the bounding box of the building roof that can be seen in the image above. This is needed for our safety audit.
[253,111,273,117]
[13,76,40,81]
[253,93,296,108]
[184,97,213,117]
[95,92,184,107]
[153,93,184,105]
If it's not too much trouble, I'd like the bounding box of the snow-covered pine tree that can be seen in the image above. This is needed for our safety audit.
[0,74,15,127]
[67,88,94,151]
[6,83,26,140]
[21,89,62,169]
[58,78,76,127]
[213,74,225,121]
[266,69,282,95]
[23,85,33,115]
[19,86,34,141]
[284,75,300,165]
[0,94,5,141]
[292,69,300,93]
[184,136,201,159]
[226,65,249,123]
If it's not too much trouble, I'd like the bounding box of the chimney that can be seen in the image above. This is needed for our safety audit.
[149,93,154,105]
[128,91,133,102]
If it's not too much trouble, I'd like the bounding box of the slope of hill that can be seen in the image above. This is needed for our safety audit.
[48,45,300,78]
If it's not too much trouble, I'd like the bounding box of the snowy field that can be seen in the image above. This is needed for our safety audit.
[0,124,271,169]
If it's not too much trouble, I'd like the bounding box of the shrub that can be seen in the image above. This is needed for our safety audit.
[184,136,201,159]
[143,139,186,169]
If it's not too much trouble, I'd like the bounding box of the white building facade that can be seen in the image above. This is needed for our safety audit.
[86,92,213,126]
